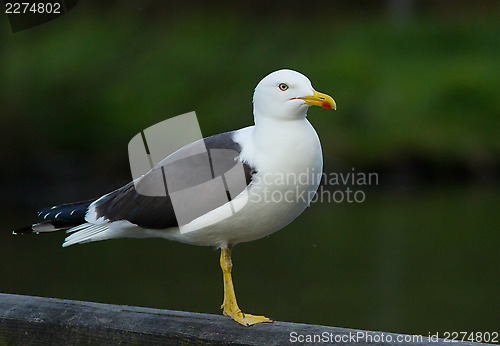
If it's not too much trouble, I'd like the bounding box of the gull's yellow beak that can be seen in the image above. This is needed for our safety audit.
[299,90,336,110]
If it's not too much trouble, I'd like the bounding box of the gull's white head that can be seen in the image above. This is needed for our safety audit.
[253,69,336,121]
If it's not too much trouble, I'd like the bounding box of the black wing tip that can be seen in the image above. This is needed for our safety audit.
[12,199,94,236]
[12,226,34,235]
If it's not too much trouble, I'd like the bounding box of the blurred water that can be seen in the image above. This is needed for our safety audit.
[1,186,499,335]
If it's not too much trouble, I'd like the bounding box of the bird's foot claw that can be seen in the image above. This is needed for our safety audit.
[222,307,272,326]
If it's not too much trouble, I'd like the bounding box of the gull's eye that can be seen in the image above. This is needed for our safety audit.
[278,83,289,91]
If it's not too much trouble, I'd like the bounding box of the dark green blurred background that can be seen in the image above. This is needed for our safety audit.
[1,0,499,337]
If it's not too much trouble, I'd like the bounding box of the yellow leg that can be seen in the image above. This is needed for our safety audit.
[220,245,272,326]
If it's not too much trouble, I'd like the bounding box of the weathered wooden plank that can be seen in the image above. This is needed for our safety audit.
[0,293,488,345]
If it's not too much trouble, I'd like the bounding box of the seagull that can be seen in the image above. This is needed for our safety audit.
[13,69,336,326]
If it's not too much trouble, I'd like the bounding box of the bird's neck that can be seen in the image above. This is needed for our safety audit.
[253,114,308,137]
[245,116,322,177]
[252,116,316,150]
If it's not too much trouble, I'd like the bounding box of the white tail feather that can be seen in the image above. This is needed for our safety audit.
[63,224,109,247]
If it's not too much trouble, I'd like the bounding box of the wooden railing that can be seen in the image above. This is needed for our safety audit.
[0,293,486,345]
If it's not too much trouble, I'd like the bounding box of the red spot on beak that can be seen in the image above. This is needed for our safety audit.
[321,102,332,109]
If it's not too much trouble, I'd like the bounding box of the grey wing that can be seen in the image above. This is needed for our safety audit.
[92,131,256,229]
